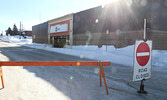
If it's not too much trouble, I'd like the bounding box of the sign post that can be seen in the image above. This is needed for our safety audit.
[133,19,152,94]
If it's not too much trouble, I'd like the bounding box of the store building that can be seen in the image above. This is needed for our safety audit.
[32,22,48,44]
[48,14,73,47]
[32,0,167,50]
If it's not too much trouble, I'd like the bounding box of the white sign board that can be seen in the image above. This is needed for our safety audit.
[50,23,68,33]
[133,40,152,81]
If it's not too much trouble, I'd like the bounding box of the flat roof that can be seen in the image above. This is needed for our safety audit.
[48,13,73,23]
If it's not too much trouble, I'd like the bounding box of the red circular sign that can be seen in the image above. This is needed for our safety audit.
[136,42,150,66]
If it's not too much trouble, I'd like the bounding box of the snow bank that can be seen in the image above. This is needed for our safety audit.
[0,36,167,71]
[0,35,32,44]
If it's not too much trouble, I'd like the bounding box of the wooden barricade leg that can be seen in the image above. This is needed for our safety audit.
[0,66,4,88]
[99,66,102,86]
[99,62,109,95]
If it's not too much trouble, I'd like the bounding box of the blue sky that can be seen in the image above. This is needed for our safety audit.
[0,0,109,34]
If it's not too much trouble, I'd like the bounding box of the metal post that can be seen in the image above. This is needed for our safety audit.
[137,79,148,94]
[137,19,148,94]
[106,36,107,52]
[106,30,109,52]
[144,19,147,42]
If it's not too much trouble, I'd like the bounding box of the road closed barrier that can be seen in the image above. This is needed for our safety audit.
[0,61,110,95]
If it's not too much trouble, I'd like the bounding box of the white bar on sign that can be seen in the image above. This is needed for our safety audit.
[137,52,149,57]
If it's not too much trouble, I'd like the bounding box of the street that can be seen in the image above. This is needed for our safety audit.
[0,41,166,100]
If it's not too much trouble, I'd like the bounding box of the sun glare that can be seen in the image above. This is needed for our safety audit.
[96,0,120,5]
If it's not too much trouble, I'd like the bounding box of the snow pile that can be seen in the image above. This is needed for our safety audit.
[152,50,167,71]
[0,35,32,44]
[0,35,167,71]
[24,43,134,66]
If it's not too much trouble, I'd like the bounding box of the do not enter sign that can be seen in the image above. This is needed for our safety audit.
[133,40,152,81]
[136,42,150,66]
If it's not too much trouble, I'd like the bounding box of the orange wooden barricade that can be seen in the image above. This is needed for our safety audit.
[0,61,110,95]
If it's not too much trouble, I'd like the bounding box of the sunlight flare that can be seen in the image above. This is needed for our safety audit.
[96,0,120,5]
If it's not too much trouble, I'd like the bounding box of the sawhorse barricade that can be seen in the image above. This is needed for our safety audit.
[0,61,110,94]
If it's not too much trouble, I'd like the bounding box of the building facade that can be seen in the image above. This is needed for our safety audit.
[48,14,73,47]
[32,22,48,44]
[32,0,167,50]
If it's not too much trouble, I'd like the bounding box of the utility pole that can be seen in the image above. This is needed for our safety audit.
[20,21,21,39]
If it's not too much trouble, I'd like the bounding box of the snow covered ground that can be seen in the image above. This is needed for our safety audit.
[0,35,167,100]
[0,35,167,72]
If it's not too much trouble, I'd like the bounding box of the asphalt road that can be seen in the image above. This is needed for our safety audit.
[0,41,166,100]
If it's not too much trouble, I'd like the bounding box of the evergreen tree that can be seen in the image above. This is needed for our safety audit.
[6,27,12,36]
[13,24,18,35]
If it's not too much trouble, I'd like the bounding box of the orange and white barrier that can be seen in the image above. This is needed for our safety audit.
[0,61,110,94]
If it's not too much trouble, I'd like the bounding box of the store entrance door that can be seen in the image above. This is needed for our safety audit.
[53,36,68,48]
